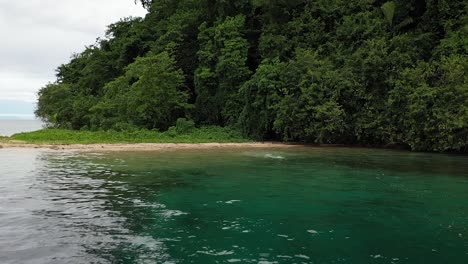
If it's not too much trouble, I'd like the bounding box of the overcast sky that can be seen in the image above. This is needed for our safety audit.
[0,0,146,118]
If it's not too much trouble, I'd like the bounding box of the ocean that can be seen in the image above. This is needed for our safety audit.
[0,119,44,137]
[0,147,467,263]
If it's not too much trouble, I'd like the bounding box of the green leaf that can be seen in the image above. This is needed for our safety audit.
[381,1,396,26]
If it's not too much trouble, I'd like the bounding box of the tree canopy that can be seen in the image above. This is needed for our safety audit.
[36,0,468,152]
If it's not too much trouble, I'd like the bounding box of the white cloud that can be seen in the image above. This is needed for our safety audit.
[0,0,147,109]
[0,72,51,102]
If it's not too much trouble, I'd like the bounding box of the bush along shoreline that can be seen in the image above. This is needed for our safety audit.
[7,120,249,145]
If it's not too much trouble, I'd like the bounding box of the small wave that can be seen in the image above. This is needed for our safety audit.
[242,152,286,160]
[197,250,234,256]
[225,200,242,204]
[295,254,310,260]
[161,210,188,217]
[264,154,286,160]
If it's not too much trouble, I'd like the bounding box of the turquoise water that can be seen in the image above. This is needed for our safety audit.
[0,147,467,263]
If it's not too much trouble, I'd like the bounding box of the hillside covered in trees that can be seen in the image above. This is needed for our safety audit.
[36,0,467,152]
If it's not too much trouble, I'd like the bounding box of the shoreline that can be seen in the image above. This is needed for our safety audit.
[1,141,465,155]
[0,142,305,151]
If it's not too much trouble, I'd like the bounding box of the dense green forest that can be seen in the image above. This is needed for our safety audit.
[36,0,467,152]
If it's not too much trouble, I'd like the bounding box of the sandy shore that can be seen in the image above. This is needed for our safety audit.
[0,142,303,151]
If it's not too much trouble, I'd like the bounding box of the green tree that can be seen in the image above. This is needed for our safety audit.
[239,58,286,139]
[388,54,468,151]
[92,52,190,130]
[36,83,73,128]
[274,50,349,143]
[194,15,251,125]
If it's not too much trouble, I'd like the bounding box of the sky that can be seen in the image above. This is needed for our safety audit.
[0,0,147,119]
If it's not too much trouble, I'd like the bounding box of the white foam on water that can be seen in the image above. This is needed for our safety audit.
[132,199,166,209]
[295,254,310,260]
[264,154,286,160]
[307,229,319,234]
[197,250,234,256]
[161,210,188,218]
[241,151,287,160]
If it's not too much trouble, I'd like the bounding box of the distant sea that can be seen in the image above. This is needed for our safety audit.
[0,119,44,137]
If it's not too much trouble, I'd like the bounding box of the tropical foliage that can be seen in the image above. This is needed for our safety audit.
[36,0,468,152]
